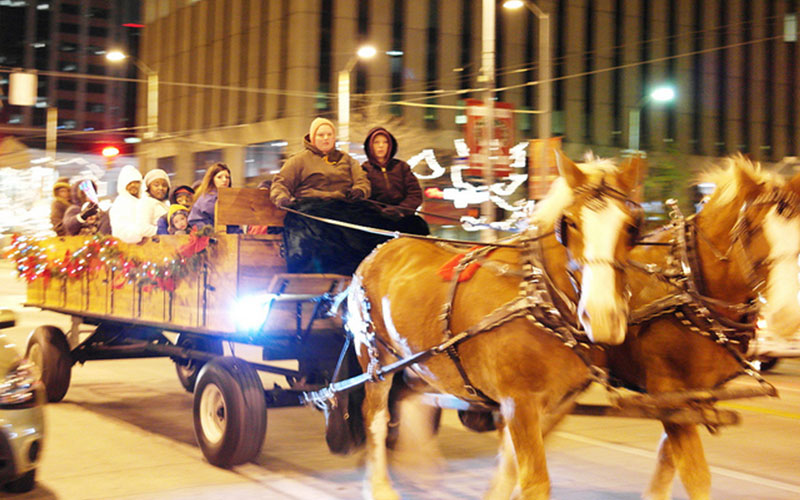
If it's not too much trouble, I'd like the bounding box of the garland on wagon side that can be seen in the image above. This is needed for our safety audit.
[3,226,215,293]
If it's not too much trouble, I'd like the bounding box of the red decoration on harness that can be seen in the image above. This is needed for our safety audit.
[437,246,485,282]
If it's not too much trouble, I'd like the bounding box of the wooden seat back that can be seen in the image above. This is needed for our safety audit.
[214,187,285,235]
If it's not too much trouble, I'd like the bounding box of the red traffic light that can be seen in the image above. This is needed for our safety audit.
[102,146,120,158]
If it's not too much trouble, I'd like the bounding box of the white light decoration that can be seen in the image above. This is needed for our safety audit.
[489,173,527,197]
[509,141,528,169]
[408,149,446,179]
[454,138,470,157]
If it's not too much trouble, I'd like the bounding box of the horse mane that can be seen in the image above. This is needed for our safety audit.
[698,154,778,206]
[529,154,621,230]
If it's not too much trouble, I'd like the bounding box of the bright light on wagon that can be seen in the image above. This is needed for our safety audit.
[233,294,276,332]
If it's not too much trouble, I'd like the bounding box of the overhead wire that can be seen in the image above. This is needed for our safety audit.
[1,11,792,142]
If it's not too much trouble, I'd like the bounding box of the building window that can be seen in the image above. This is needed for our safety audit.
[87,83,105,93]
[87,64,106,75]
[89,7,109,19]
[57,99,76,110]
[157,157,176,178]
[59,23,79,34]
[61,4,79,15]
[60,62,77,72]
[86,103,104,113]
[193,150,223,181]
[59,119,77,129]
[59,42,77,52]
[245,141,287,181]
[57,80,77,91]
[88,26,108,38]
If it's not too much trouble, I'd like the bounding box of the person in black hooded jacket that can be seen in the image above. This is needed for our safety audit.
[362,126,429,235]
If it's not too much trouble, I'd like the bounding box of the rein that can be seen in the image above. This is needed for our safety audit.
[281,206,528,248]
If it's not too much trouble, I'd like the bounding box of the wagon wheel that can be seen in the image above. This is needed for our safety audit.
[2,469,36,493]
[758,357,780,372]
[174,334,224,392]
[192,357,267,467]
[26,326,72,403]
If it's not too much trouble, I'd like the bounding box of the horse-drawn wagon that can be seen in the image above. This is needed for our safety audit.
[11,187,353,467]
[9,154,800,500]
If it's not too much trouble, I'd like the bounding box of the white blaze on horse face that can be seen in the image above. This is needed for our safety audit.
[576,202,628,345]
[762,207,800,337]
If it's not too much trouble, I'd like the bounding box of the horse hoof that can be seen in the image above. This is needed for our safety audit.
[363,483,401,500]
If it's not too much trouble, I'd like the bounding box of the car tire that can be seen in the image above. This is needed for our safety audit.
[26,326,72,403]
[174,334,224,393]
[193,357,266,467]
[3,469,36,493]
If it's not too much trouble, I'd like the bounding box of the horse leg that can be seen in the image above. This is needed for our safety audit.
[643,431,676,500]
[644,423,711,500]
[362,376,400,500]
[484,423,519,500]
[665,423,711,500]
[503,398,549,500]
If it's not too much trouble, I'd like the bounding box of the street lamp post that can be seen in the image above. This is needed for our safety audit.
[503,0,551,140]
[628,85,676,152]
[106,50,158,140]
[338,45,376,154]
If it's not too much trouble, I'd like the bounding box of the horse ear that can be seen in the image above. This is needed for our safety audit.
[786,171,800,197]
[617,155,643,193]
[555,150,586,189]
[734,161,763,200]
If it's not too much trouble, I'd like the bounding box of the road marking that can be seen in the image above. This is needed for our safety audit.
[718,401,800,420]
[554,430,800,495]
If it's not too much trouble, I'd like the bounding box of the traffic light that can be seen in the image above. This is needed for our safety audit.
[102,145,120,168]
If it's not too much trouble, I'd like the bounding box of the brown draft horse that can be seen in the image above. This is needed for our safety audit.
[346,153,642,500]
[605,157,800,500]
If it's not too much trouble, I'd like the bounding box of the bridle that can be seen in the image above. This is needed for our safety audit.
[628,190,800,386]
[555,180,644,274]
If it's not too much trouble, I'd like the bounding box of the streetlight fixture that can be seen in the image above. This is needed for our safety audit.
[503,0,551,140]
[338,44,377,153]
[106,49,158,140]
[628,84,677,151]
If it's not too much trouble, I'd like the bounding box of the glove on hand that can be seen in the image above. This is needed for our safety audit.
[79,202,99,221]
[275,197,292,209]
[346,189,366,201]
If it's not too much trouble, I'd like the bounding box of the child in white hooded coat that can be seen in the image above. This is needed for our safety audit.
[109,165,146,243]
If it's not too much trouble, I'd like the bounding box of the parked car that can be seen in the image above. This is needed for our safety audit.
[750,316,800,372]
[0,310,45,493]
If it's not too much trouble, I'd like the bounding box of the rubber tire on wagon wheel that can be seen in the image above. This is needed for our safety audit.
[3,469,36,493]
[758,357,780,372]
[26,326,72,403]
[193,357,267,468]
[174,334,224,393]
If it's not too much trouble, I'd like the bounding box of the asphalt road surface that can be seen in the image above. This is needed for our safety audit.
[1,260,799,499]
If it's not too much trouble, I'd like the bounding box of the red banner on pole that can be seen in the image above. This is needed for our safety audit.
[464,99,514,178]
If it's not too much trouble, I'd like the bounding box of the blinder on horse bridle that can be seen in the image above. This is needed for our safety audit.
[554,183,644,249]
[728,188,800,292]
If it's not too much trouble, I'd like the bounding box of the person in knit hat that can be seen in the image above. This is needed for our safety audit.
[156,184,195,234]
[50,176,71,236]
[269,117,389,275]
[137,168,171,237]
[166,204,190,234]
[170,184,195,208]
[269,116,370,208]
